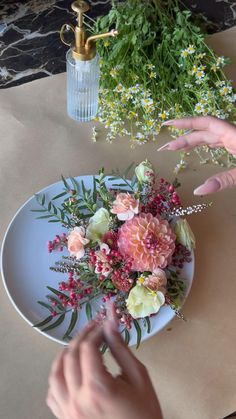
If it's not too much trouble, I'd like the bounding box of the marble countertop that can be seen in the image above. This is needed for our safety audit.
[0,0,236,88]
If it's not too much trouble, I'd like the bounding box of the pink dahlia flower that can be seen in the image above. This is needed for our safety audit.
[118,213,176,272]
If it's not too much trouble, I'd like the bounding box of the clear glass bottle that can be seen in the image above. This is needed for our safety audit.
[66,50,99,122]
[60,1,118,123]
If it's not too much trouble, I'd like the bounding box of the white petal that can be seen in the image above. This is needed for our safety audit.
[76,248,85,259]
[117,210,134,221]
[156,291,166,306]
[100,243,110,254]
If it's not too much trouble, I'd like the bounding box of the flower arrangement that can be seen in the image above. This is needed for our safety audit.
[85,0,236,170]
[33,161,209,348]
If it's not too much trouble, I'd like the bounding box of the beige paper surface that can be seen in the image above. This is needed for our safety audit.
[0,27,236,419]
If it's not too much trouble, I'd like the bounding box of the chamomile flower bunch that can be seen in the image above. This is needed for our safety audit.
[85,0,236,169]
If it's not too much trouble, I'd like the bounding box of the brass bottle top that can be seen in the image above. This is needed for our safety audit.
[60,0,118,61]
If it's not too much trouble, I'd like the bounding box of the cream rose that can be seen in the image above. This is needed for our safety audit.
[174,218,195,251]
[86,208,110,242]
[135,160,154,184]
[67,226,89,259]
[126,285,165,318]
[111,192,139,221]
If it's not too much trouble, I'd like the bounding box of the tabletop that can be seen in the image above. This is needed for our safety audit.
[0,27,236,419]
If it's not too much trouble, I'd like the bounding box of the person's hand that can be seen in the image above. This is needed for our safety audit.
[159,116,236,195]
[46,310,163,419]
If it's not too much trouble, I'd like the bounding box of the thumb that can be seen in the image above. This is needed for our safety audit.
[194,168,236,195]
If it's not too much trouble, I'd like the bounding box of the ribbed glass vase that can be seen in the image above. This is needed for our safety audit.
[66,51,99,122]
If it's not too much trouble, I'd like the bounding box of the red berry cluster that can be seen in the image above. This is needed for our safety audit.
[142,178,181,216]
[47,233,67,253]
[50,272,93,313]
[88,248,133,290]
[171,243,192,271]
[115,307,132,329]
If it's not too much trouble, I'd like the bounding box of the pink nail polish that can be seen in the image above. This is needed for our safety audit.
[194,178,221,195]
[157,143,170,151]
[161,120,175,126]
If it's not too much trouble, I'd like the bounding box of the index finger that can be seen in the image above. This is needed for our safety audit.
[79,325,110,386]
[162,115,219,131]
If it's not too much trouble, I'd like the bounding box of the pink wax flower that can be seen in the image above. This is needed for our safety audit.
[94,243,112,277]
[143,269,167,293]
[111,193,139,221]
[118,213,175,272]
[67,226,89,259]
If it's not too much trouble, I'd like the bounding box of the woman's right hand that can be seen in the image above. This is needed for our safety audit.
[159,116,236,195]
[46,307,163,419]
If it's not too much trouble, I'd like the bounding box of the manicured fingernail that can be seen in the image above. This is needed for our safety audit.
[194,178,221,195]
[161,120,175,126]
[157,142,170,151]
[106,302,118,331]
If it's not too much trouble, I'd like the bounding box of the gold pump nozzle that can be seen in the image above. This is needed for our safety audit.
[60,1,118,61]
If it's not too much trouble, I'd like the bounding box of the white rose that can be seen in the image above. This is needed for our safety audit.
[86,208,110,242]
[135,160,154,183]
[174,218,195,251]
[126,284,165,319]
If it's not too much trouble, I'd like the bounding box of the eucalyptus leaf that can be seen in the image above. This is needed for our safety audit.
[61,175,70,191]
[144,317,151,334]
[63,310,78,340]
[133,319,142,349]
[52,191,68,201]
[124,329,130,345]
[33,315,53,328]
[47,286,70,301]
[41,313,66,332]
[100,343,108,354]
[85,302,92,321]
[37,301,54,313]
[36,214,54,219]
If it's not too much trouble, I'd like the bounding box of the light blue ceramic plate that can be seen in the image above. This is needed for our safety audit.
[1,176,194,345]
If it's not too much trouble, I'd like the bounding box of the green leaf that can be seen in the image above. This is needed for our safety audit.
[48,219,61,223]
[37,301,54,313]
[61,175,70,190]
[31,209,47,213]
[124,329,130,345]
[133,319,142,349]
[123,162,134,178]
[42,194,46,206]
[69,177,79,193]
[52,191,68,201]
[63,310,78,340]
[47,286,70,300]
[52,204,58,215]
[47,296,64,310]
[81,180,87,198]
[36,214,54,219]
[41,313,66,332]
[33,315,53,328]
[48,201,52,211]
[100,343,108,354]
[85,302,92,321]
[107,176,121,181]
[145,317,151,334]
[93,176,97,202]
[59,208,65,221]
